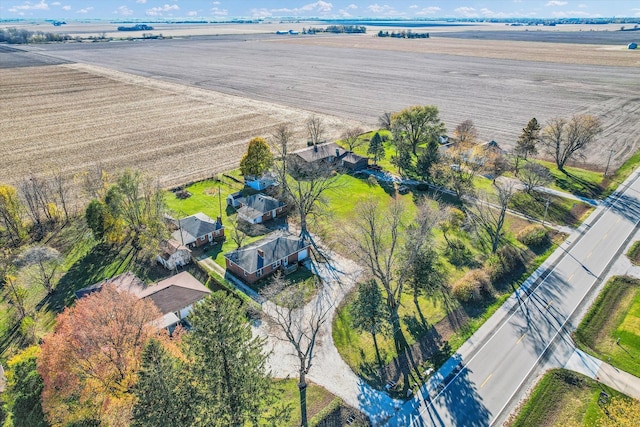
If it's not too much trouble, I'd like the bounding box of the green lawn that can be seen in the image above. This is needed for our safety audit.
[510,369,623,427]
[574,276,640,377]
[261,379,341,427]
[164,176,268,269]
[535,160,604,200]
[604,148,640,196]
[509,191,593,228]
[627,241,640,266]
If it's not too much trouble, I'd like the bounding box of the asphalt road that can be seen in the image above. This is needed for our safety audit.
[395,169,640,426]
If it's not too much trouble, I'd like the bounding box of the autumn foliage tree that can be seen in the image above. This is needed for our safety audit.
[37,284,161,427]
[239,136,274,177]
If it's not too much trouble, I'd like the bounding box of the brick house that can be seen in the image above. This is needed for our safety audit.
[236,194,287,224]
[291,142,368,172]
[172,212,224,248]
[224,232,310,283]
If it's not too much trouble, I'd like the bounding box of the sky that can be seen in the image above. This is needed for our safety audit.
[1,1,639,20]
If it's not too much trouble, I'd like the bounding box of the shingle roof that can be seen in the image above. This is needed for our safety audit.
[224,232,309,274]
[75,271,148,299]
[237,194,286,221]
[172,212,222,245]
[293,142,345,163]
[138,271,211,315]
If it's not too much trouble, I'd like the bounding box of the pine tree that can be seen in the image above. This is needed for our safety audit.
[367,132,386,164]
[350,280,388,367]
[132,339,196,427]
[186,292,271,427]
[514,118,541,173]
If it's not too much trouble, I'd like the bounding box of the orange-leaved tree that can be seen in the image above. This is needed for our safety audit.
[37,284,161,427]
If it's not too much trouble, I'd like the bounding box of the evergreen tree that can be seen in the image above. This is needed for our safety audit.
[186,292,271,427]
[416,139,440,181]
[367,132,386,164]
[3,346,48,427]
[514,118,541,173]
[350,280,388,367]
[132,339,196,427]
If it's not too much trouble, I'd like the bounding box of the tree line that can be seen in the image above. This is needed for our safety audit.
[0,28,72,44]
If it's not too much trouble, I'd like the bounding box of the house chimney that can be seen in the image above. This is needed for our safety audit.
[336,148,340,157]
[216,216,222,226]
[257,248,264,269]
[314,145,318,152]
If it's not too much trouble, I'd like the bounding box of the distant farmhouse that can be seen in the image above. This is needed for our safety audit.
[224,231,310,283]
[291,142,368,172]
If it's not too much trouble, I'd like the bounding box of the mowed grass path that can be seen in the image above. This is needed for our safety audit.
[574,276,640,377]
[511,369,623,427]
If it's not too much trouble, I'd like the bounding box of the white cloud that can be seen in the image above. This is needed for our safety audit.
[551,10,600,17]
[114,5,133,16]
[454,6,477,17]
[210,7,227,16]
[546,1,568,6]
[62,4,70,10]
[414,6,441,16]
[272,1,334,15]
[146,4,179,16]
[212,1,220,4]
[136,0,147,4]
[51,1,60,5]
[76,6,93,14]
[409,4,418,9]
[250,8,272,17]
[347,3,357,10]
[367,4,401,15]
[8,1,49,12]
[187,10,198,16]
[578,3,588,7]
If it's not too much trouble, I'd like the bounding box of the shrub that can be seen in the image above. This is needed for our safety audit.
[416,183,429,191]
[516,224,549,247]
[486,245,522,282]
[445,238,476,267]
[367,175,378,186]
[452,269,491,302]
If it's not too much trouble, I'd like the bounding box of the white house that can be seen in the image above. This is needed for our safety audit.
[157,239,192,270]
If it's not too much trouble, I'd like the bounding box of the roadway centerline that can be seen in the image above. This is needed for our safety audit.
[516,332,527,344]
[480,373,493,388]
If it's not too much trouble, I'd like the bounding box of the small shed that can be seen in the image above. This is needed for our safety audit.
[629,42,638,49]
[227,191,245,208]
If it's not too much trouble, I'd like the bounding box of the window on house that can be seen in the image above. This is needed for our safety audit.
[256,269,263,277]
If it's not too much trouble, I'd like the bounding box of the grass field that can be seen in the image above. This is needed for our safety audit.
[509,369,623,427]
[574,276,640,377]
[262,379,338,427]
[627,241,640,266]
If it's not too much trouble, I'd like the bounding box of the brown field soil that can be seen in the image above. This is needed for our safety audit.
[276,33,640,67]
[0,63,357,188]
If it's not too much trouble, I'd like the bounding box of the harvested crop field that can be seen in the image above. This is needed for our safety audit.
[16,33,640,171]
[0,63,356,188]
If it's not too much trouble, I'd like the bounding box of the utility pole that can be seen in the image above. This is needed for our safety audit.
[542,196,551,227]
[604,149,615,177]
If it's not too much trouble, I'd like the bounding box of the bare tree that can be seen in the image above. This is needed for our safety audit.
[50,168,72,223]
[229,215,248,249]
[378,111,392,131]
[262,273,330,427]
[469,182,515,253]
[432,143,484,203]
[79,163,110,200]
[271,123,293,198]
[340,127,364,151]
[284,159,341,243]
[19,176,55,237]
[542,114,602,173]
[520,162,553,194]
[1,249,27,319]
[16,245,62,294]
[306,115,325,146]
[453,119,478,146]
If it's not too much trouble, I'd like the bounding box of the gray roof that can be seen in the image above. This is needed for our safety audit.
[172,212,222,245]
[75,271,148,299]
[293,142,346,163]
[237,194,286,221]
[139,271,210,315]
[224,232,310,274]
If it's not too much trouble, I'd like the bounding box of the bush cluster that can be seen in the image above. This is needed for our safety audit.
[486,246,522,283]
[452,269,491,302]
[516,224,549,247]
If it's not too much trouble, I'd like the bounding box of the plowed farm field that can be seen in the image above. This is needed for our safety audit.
[0,63,356,187]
